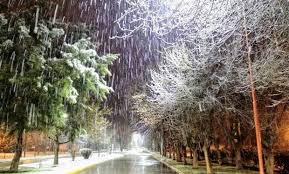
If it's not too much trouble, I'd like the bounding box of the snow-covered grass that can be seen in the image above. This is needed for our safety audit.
[0,153,123,174]
[152,153,258,174]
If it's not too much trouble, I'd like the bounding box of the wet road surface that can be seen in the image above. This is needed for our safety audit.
[80,153,177,174]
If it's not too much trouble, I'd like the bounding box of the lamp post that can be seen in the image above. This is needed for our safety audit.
[242,2,264,173]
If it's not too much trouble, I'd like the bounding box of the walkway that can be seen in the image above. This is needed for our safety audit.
[0,154,71,168]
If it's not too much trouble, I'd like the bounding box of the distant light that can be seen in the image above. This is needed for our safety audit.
[63,113,68,119]
[132,132,143,148]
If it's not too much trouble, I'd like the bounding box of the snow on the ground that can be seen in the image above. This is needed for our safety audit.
[19,152,124,174]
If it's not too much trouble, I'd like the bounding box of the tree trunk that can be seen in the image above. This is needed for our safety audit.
[23,130,27,158]
[176,145,182,162]
[227,147,234,164]
[215,143,222,165]
[235,146,242,169]
[183,146,187,165]
[265,151,274,174]
[162,145,166,157]
[70,142,76,161]
[173,146,176,160]
[217,149,222,165]
[97,142,100,157]
[10,127,25,172]
[192,149,199,168]
[162,141,166,157]
[169,145,172,158]
[120,137,123,152]
[203,146,213,174]
[160,123,166,157]
[53,141,60,165]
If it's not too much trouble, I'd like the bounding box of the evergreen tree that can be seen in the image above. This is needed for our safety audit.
[0,12,65,171]
[0,3,118,168]
[45,38,117,165]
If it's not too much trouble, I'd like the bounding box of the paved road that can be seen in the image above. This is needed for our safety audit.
[79,153,177,174]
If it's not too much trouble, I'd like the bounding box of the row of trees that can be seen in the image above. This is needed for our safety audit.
[129,0,289,174]
[0,1,117,171]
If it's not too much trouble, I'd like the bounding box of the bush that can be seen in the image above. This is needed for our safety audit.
[80,148,92,159]
[275,152,289,174]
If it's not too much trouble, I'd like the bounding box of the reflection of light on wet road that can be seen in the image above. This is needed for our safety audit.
[80,152,177,174]
[136,155,159,166]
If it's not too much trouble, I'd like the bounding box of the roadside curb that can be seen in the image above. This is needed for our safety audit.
[67,154,124,174]
[151,153,184,174]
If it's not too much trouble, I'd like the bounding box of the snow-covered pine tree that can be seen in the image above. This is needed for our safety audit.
[45,37,118,165]
[0,11,65,171]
